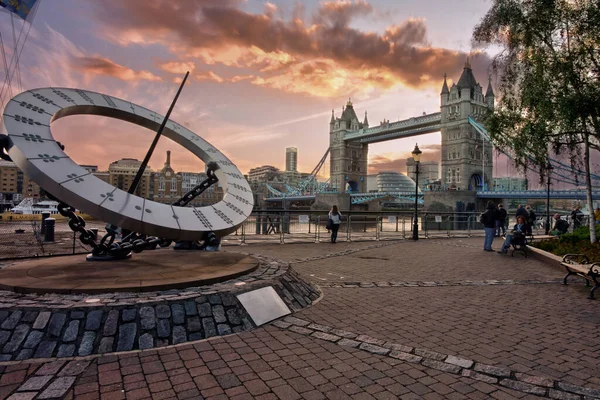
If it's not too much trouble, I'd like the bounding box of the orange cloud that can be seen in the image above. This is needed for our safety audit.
[158,61,196,74]
[195,70,224,83]
[73,56,162,81]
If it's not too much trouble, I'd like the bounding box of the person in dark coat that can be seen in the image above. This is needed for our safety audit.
[497,215,529,254]
[525,205,536,234]
[570,207,583,229]
[551,214,569,235]
[516,204,528,221]
[496,204,507,237]
[481,201,498,251]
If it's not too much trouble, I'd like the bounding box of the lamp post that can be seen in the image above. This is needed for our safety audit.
[412,144,422,241]
[545,162,554,235]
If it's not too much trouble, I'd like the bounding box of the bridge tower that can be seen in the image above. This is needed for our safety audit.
[440,58,494,190]
[329,99,369,192]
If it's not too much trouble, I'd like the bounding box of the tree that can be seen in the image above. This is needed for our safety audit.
[473,0,600,243]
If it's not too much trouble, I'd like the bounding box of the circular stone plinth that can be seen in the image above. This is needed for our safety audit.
[0,250,258,294]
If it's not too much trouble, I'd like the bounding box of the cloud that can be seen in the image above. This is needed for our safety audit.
[195,70,224,83]
[91,0,492,97]
[158,61,196,74]
[73,56,162,81]
[368,144,442,174]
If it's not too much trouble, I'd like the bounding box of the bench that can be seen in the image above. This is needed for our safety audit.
[509,233,535,257]
[560,254,600,300]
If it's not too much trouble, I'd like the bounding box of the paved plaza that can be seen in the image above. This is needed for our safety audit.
[1,237,599,399]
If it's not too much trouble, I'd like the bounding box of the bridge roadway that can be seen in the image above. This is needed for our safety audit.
[344,112,441,144]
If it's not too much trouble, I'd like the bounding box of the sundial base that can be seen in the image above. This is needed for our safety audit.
[0,249,258,294]
[86,252,132,262]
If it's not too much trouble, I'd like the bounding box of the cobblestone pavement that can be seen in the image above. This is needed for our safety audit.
[1,237,599,399]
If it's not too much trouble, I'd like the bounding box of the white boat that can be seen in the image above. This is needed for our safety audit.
[10,198,59,215]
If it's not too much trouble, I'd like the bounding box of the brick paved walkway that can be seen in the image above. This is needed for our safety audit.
[1,237,599,399]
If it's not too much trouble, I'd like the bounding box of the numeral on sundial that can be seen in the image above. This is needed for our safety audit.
[66,173,84,183]
[22,133,43,142]
[193,209,213,229]
[51,89,75,104]
[224,201,244,216]
[218,160,233,167]
[19,101,45,114]
[13,115,42,126]
[37,154,60,163]
[231,183,249,193]
[205,148,218,154]
[102,95,117,108]
[75,90,95,104]
[212,207,234,225]
[230,193,251,205]
[100,192,115,201]
[225,172,244,180]
[32,93,59,107]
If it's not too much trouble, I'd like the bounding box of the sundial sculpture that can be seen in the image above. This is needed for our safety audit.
[0,76,254,260]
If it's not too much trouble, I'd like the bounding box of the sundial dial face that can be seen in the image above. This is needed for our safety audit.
[2,88,254,241]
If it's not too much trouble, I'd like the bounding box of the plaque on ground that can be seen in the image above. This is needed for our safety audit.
[236,286,291,326]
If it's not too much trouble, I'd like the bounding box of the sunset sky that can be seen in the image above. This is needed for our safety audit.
[0,0,523,180]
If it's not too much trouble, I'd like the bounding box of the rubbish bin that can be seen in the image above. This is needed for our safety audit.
[44,218,55,242]
[41,211,51,235]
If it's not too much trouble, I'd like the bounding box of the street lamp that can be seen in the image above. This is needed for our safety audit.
[412,144,422,241]
[545,162,554,235]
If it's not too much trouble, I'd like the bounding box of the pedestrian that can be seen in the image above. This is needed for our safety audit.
[481,201,498,252]
[551,214,569,236]
[516,204,528,221]
[496,203,507,237]
[328,205,342,243]
[570,206,583,229]
[497,215,528,254]
[525,205,536,234]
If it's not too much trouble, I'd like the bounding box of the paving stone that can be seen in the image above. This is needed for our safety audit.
[56,344,75,358]
[514,373,554,388]
[548,389,581,399]
[221,293,237,306]
[422,359,462,374]
[3,324,30,353]
[197,303,212,317]
[138,333,153,350]
[98,337,114,354]
[271,320,290,329]
[0,330,10,346]
[473,363,511,378]
[212,305,226,323]
[21,311,39,323]
[117,323,136,352]
[172,326,187,344]
[208,294,222,304]
[311,331,340,342]
[445,355,474,369]
[156,304,171,319]
[38,376,76,399]
[414,348,447,361]
[389,351,423,363]
[157,319,171,338]
[103,310,119,336]
[85,310,103,331]
[499,379,547,396]
[385,342,414,353]
[289,326,313,335]
[202,318,217,338]
[187,316,202,333]
[359,342,390,355]
[59,360,90,376]
[62,320,80,343]
[23,330,43,349]
[0,310,8,324]
[184,301,197,316]
[194,295,207,304]
[0,354,12,361]
[307,323,331,332]
[172,304,185,324]
[17,375,52,391]
[34,340,57,358]
[140,306,155,330]
[461,369,498,384]
[329,329,358,339]
[78,332,95,356]
[16,348,33,360]
[217,324,232,335]
[189,332,203,341]
[47,313,67,337]
[283,316,310,326]
[337,338,361,348]
[122,309,136,322]
[32,312,51,330]
[70,311,85,319]
[556,381,600,397]
[1,311,22,330]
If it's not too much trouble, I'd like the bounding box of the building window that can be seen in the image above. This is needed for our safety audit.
[171,178,177,191]
[159,177,165,191]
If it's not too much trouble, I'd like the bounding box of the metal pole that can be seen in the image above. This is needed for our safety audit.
[128,71,190,195]
[413,162,420,240]
[546,176,551,235]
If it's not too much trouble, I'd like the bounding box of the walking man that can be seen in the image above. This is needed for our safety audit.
[481,201,498,251]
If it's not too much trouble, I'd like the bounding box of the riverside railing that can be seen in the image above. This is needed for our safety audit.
[0,210,578,261]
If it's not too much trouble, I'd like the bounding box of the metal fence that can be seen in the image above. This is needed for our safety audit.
[0,210,586,261]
